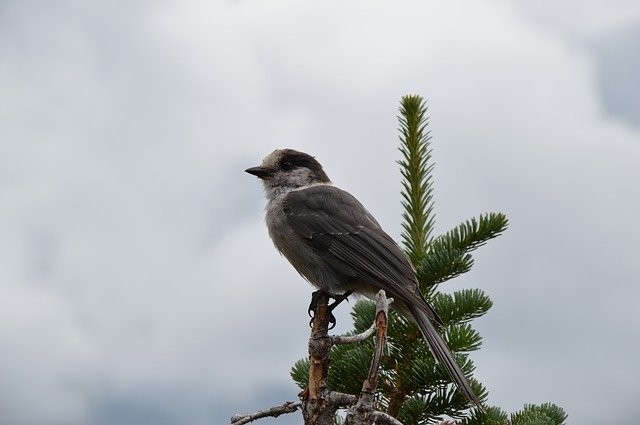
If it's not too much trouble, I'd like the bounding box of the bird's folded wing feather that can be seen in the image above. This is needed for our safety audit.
[282,185,480,408]
[282,185,423,307]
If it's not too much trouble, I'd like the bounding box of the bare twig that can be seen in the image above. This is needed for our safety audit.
[230,401,301,425]
[328,391,358,406]
[332,297,392,345]
[361,290,389,395]
[331,324,376,345]
[346,290,394,425]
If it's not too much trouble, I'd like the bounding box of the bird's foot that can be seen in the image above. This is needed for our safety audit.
[308,290,353,329]
[328,290,353,312]
[307,290,325,318]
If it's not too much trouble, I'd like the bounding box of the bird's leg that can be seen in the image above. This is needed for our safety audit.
[308,290,353,329]
[308,289,328,327]
[328,290,353,312]
[308,290,326,318]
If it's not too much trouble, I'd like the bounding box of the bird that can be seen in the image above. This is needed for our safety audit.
[245,148,482,408]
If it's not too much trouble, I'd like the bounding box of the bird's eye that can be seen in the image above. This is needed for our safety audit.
[281,161,293,171]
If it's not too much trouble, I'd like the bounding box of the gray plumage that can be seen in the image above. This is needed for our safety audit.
[246,148,482,408]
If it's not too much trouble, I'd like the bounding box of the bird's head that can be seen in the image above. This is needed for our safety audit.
[245,149,331,199]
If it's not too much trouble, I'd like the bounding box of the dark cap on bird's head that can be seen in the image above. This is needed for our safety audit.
[245,149,330,187]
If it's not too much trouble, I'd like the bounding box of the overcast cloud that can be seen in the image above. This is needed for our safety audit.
[1,1,639,424]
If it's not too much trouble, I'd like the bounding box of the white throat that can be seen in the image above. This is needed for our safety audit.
[264,182,332,203]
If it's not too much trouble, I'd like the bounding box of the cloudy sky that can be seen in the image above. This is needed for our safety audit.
[1,1,639,424]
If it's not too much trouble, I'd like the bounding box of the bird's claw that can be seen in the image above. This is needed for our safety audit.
[308,313,338,329]
[308,290,324,318]
[308,290,353,329]
[328,290,353,311]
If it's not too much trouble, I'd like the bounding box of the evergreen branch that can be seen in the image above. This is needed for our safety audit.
[444,323,482,353]
[399,393,446,424]
[396,356,443,395]
[329,345,375,395]
[431,213,508,254]
[417,248,474,287]
[511,412,555,425]
[511,403,568,425]
[398,383,474,425]
[396,374,487,423]
[461,403,567,425]
[351,300,377,333]
[291,358,310,389]
[447,353,476,378]
[460,406,509,425]
[398,95,436,267]
[432,289,493,325]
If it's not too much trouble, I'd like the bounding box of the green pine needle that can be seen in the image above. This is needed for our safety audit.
[444,323,483,352]
[350,299,377,333]
[462,406,510,425]
[328,345,373,394]
[290,358,309,389]
[397,356,444,394]
[432,289,493,325]
[431,213,509,254]
[464,403,568,425]
[512,403,568,425]
[417,247,474,288]
[398,95,436,267]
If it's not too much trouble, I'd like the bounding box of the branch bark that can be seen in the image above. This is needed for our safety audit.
[331,323,376,345]
[302,291,341,425]
[230,401,301,425]
[346,291,397,425]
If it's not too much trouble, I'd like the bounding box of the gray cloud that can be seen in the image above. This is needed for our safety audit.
[1,1,639,424]
[591,22,640,129]
[511,1,640,129]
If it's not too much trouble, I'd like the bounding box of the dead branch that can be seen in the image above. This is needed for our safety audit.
[346,291,398,425]
[331,323,376,345]
[328,391,358,405]
[230,401,301,425]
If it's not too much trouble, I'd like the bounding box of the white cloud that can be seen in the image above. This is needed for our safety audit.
[513,0,640,39]
[1,0,639,424]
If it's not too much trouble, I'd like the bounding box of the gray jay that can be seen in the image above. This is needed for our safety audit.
[246,148,482,408]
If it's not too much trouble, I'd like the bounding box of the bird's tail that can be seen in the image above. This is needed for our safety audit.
[409,304,483,409]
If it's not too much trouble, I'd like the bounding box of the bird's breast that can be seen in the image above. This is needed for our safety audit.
[264,197,340,292]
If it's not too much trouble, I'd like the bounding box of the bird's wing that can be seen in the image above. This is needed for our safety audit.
[282,185,424,308]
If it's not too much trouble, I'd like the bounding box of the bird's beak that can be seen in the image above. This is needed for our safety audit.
[245,166,272,179]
